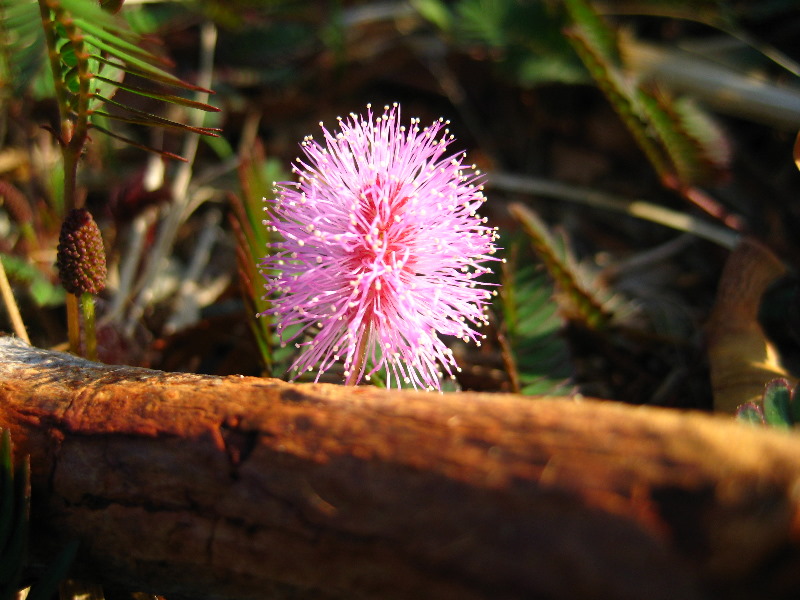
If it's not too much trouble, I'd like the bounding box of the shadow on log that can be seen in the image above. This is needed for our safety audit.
[0,337,798,599]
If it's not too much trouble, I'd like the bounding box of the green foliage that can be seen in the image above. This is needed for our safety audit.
[563,0,730,187]
[0,0,45,96]
[0,0,220,160]
[736,379,800,429]
[0,254,65,307]
[0,429,77,600]
[498,250,574,396]
[230,144,295,376]
[412,0,587,86]
[509,202,615,331]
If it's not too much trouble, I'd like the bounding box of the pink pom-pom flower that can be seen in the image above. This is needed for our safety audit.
[259,103,499,390]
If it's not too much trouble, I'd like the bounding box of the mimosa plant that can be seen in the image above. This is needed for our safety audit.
[1,0,219,357]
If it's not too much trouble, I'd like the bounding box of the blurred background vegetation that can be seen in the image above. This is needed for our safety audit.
[0,0,798,412]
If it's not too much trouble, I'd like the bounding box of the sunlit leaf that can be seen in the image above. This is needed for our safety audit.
[509,202,614,331]
[92,54,214,93]
[88,123,188,162]
[90,94,221,136]
[92,75,220,112]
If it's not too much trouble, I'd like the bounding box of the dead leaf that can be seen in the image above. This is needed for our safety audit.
[706,238,791,414]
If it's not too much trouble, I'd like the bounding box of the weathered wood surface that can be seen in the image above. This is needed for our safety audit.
[0,337,799,600]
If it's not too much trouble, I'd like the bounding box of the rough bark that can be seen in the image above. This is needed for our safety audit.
[0,337,799,600]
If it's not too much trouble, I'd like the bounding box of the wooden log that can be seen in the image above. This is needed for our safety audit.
[0,336,799,600]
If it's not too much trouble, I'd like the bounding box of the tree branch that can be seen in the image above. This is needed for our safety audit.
[0,337,798,599]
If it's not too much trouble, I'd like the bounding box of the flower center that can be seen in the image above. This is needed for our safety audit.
[346,176,417,313]
[352,177,414,267]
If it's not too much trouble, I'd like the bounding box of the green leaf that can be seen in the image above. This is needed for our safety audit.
[455,0,509,48]
[411,0,452,32]
[736,402,766,425]
[563,0,620,63]
[58,42,78,68]
[672,97,731,181]
[637,89,707,186]
[762,378,793,428]
[72,16,168,63]
[57,0,117,29]
[0,0,46,94]
[509,203,613,331]
[792,382,800,425]
[91,54,213,93]
[564,0,731,188]
[498,244,574,396]
[231,148,293,376]
[88,123,189,162]
[92,75,220,113]
[88,58,124,109]
[5,0,220,160]
[90,95,221,136]
[564,24,670,180]
[0,254,65,307]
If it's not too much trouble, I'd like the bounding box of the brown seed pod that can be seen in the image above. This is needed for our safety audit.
[56,208,107,295]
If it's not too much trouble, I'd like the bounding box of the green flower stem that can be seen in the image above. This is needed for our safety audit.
[40,0,96,349]
[37,0,71,139]
[345,323,371,386]
[80,292,97,362]
[60,6,92,213]
[39,0,91,213]
[66,293,80,356]
[66,293,98,360]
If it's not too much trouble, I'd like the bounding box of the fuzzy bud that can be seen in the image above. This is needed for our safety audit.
[56,208,107,295]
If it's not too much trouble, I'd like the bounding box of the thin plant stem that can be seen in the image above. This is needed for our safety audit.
[487,172,741,250]
[61,7,91,212]
[345,324,371,386]
[37,0,70,137]
[38,0,90,213]
[0,258,29,343]
[81,292,97,361]
[39,0,95,352]
[66,293,81,355]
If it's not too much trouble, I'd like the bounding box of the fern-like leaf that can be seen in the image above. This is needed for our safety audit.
[563,18,672,180]
[563,0,730,187]
[0,0,45,95]
[499,250,574,396]
[229,142,294,376]
[2,0,219,158]
[509,202,615,331]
